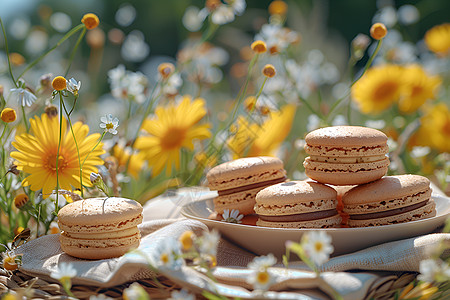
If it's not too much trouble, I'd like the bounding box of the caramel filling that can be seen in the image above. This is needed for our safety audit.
[258,209,338,222]
[218,176,287,196]
[349,200,429,220]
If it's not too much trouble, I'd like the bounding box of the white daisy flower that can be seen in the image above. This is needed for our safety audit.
[247,254,277,292]
[90,294,113,300]
[198,229,220,256]
[211,5,235,25]
[50,262,77,280]
[182,6,206,32]
[418,259,450,282]
[10,87,37,107]
[100,114,119,135]
[169,289,195,300]
[66,77,81,95]
[248,254,277,271]
[153,238,184,270]
[227,0,246,15]
[302,231,333,267]
[123,282,149,300]
[222,209,244,223]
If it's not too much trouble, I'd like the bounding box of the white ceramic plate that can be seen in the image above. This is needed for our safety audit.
[181,194,450,258]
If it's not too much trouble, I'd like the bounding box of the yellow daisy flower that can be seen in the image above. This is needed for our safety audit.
[398,64,442,114]
[134,96,211,176]
[112,144,145,179]
[424,23,450,57]
[351,64,404,114]
[228,104,296,158]
[411,103,450,153]
[11,114,104,197]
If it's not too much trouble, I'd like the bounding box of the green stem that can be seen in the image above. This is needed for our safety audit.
[81,131,105,169]
[21,105,29,133]
[0,17,18,87]
[17,24,85,80]
[55,93,64,213]
[0,126,7,141]
[62,101,83,197]
[201,19,219,43]
[327,39,384,122]
[65,27,86,77]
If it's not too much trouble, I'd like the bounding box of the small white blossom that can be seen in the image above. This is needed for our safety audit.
[100,114,119,135]
[247,254,277,292]
[153,238,184,270]
[248,254,277,271]
[169,289,195,300]
[123,282,149,300]
[211,5,235,25]
[162,72,182,96]
[302,231,333,267]
[182,6,205,32]
[50,262,77,280]
[397,4,419,25]
[90,294,113,300]
[199,229,220,256]
[10,88,37,107]
[418,259,450,282]
[227,0,246,15]
[66,78,81,95]
[222,209,244,223]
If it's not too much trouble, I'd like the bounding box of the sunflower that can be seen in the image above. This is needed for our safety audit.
[134,95,211,176]
[411,103,450,153]
[11,114,104,197]
[424,23,450,57]
[398,64,442,114]
[227,104,296,159]
[351,64,404,114]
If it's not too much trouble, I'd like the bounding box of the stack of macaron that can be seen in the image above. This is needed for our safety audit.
[58,197,143,259]
[206,125,436,229]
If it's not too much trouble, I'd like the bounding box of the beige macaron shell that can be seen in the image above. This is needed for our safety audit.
[343,175,431,206]
[60,235,141,260]
[255,181,338,216]
[58,197,143,233]
[305,126,388,147]
[256,214,342,228]
[347,200,436,227]
[304,159,389,186]
[207,156,285,190]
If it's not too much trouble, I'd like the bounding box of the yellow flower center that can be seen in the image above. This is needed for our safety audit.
[262,64,276,78]
[257,271,270,284]
[179,231,194,251]
[161,127,186,149]
[269,0,288,15]
[52,76,67,91]
[158,63,175,79]
[410,85,424,98]
[81,13,100,30]
[47,154,66,172]
[1,108,17,123]
[374,81,399,100]
[370,23,388,40]
[161,253,170,264]
[314,242,323,252]
[3,256,18,271]
[251,40,267,53]
[105,123,114,130]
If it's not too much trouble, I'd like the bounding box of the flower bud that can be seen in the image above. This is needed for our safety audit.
[370,23,387,40]
[262,64,276,78]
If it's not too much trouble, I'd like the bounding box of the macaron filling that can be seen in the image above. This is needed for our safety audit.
[217,176,287,196]
[348,200,430,220]
[258,209,338,222]
[309,155,387,163]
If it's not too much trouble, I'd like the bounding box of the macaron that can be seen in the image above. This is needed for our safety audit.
[303,126,390,185]
[58,197,143,259]
[207,156,287,215]
[342,175,436,227]
[254,181,342,228]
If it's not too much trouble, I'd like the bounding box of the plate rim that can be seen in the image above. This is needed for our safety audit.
[180,194,450,232]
